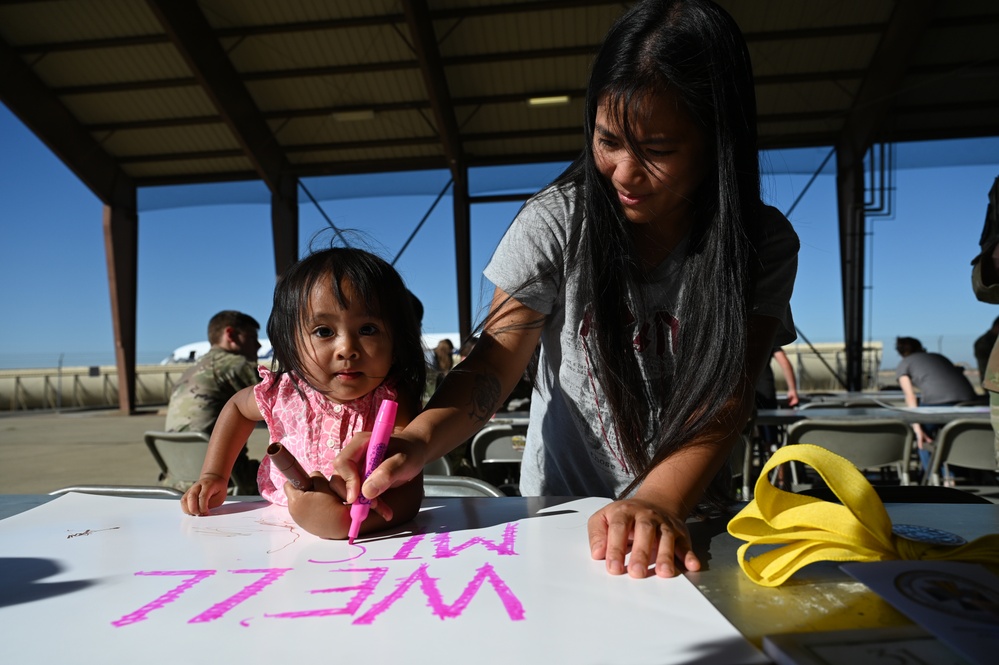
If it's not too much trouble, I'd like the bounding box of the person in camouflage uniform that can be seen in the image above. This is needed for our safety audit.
[164,310,262,492]
[972,176,999,470]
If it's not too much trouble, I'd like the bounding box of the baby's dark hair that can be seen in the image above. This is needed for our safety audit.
[267,246,426,409]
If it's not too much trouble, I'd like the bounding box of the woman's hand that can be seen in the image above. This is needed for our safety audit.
[334,430,428,505]
[180,473,229,516]
[912,423,933,449]
[586,498,700,579]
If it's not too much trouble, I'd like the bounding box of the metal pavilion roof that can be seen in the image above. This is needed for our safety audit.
[2,0,998,411]
[3,0,997,191]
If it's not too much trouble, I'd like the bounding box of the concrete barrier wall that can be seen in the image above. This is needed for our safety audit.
[0,364,193,411]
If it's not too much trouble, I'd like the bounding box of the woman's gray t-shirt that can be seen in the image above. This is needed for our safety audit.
[484,184,799,498]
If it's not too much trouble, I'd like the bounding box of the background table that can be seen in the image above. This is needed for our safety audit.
[757,405,990,426]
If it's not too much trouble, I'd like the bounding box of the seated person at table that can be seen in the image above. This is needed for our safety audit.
[165,310,262,491]
[180,246,425,541]
[895,336,977,482]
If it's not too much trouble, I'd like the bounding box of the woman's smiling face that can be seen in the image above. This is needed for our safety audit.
[593,90,708,235]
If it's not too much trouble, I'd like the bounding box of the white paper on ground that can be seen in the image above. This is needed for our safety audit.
[0,494,764,665]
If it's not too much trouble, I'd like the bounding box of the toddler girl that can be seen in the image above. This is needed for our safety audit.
[181,246,426,540]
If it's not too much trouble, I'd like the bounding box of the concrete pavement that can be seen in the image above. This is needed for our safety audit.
[0,407,271,494]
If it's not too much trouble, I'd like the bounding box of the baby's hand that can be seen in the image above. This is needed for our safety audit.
[284,473,392,539]
[285,473,348,539]
[181,474,229,516]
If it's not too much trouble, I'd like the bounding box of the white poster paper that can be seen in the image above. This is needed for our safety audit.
[0,494,764,664]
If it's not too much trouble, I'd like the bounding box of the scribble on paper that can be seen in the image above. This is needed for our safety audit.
[308,542,367,564]
[67,526,121,539]
[256,516,301,553]
[190,515,302,553]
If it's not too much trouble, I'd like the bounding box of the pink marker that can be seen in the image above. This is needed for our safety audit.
[348,399,398,544]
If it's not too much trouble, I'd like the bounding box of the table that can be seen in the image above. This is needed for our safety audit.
[686,502,999,644]
[0,493,763,664]
[2,493,996,651]
[757,405,990,426]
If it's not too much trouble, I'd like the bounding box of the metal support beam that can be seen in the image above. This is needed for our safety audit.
[836,161,866,391]
[103,190,138,414]
[453,167,472,343]
[402,0,472,338]
[271,175,299,279]
[0,37,135,206]
[147,0,300,334]
[834,0,935,390]
[145,0,291,195]
[1,34,141,413]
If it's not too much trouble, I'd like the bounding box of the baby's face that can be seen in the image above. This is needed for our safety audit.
[297,280,393,403]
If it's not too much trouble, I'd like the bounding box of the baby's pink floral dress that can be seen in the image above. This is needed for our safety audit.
[253,367,397,505]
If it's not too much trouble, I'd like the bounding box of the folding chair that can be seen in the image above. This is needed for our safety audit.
[784,419,914,489]
[729,433,754,500]
[470,423,526,494]
[423,456,452,476]
[422,475,505,498]
[926,419,999,498]
[144,431,252,495]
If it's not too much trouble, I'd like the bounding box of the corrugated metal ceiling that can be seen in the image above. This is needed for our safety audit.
[1,0,997,195]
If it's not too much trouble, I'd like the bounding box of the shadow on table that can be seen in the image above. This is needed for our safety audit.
[0,557,96,608]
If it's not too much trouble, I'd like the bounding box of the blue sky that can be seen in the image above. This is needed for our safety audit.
[2,102,998,374]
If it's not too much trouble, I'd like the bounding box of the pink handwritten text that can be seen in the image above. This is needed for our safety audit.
[113,523,526,627]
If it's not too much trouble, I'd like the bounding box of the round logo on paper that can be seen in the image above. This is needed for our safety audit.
[895,570,999,625]
[891,523,967,546]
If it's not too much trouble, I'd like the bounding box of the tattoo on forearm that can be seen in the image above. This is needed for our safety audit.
[469,374,501,423]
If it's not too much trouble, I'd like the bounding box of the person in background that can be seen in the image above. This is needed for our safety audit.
[165,310,262,491]
[756,348,800,413]
[971,174,999,470]
[336,0,798,579]
[895,336,977,483]
[974,316,999,390]
[753,348,799,485]
[432,339,454,389]
[180,246,426,540]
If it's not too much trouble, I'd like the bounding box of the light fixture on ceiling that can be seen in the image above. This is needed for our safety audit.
[527,95,570,107]
[332,110,376,122]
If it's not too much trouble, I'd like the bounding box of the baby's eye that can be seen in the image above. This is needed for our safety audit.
[313,326,334,338]
[359,324,379,336]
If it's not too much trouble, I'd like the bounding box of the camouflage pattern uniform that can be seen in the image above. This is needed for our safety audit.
[972,259,999,468]
[164,347,261,491]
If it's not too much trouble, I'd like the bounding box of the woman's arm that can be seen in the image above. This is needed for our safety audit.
[897,375,930,445]
[181,387,262,516]
[335,287,543,503]
[773,348,799,407]
[587,314,780,578]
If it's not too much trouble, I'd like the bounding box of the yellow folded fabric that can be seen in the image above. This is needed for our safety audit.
[727,444,999,586]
